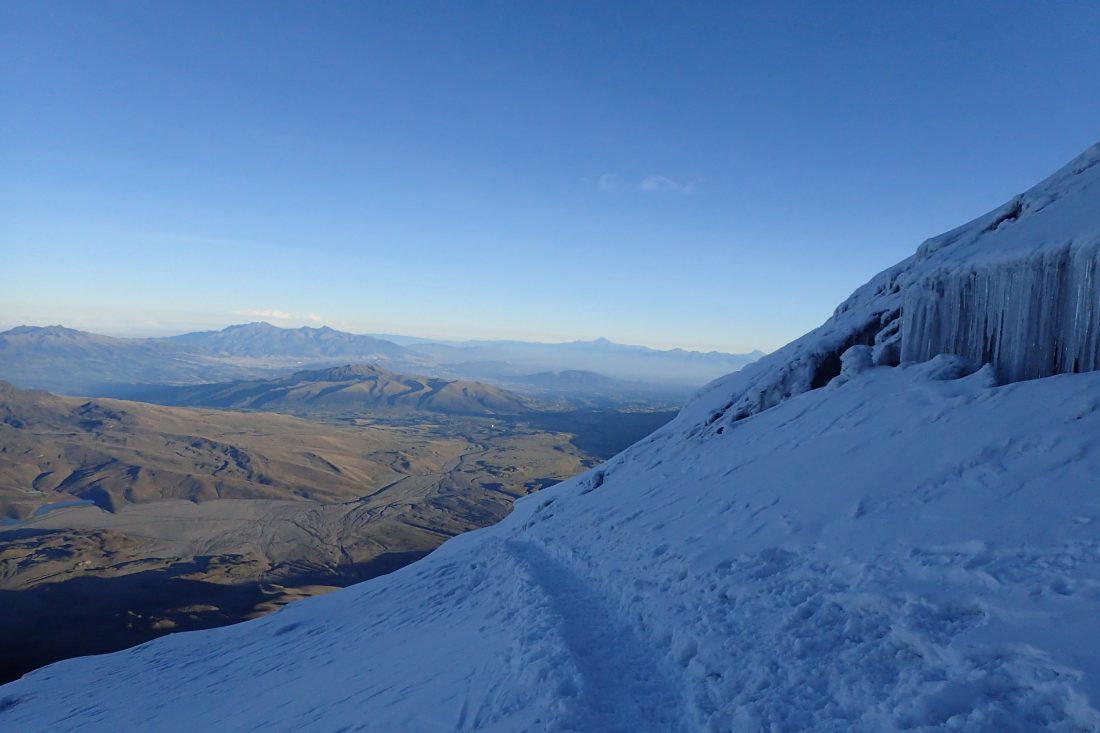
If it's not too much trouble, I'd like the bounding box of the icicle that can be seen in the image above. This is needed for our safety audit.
[900,243,1100,383]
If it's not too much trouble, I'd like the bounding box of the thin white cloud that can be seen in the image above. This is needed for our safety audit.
[306,313,324,322]
[594,173,697,194]
[598,173,623,193]
[639,174,695,194]
[639,174,678,193]
[235,308,293,320]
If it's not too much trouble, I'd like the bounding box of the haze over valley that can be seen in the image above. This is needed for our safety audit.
[0,322,761,404]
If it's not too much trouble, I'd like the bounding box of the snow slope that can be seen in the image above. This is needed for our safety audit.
[2,145,1099,732]
[681,141,1100,432]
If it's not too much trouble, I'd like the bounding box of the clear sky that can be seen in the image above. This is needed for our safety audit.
[2,1,1099,352]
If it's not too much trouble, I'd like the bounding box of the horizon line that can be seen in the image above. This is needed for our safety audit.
[0,320,768,357]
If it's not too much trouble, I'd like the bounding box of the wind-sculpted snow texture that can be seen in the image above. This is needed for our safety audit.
[3,145,1100,731]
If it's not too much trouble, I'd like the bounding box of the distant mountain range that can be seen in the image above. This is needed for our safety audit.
[169,322,407,361]
[0,322,763,400]
[146,363,533,416]
[0,325,261,392]
[398,336,765,387]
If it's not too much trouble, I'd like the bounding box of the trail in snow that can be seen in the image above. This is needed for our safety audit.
[505,539,685,733]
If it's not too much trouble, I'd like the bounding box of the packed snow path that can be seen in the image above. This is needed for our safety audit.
[504,539,686,732]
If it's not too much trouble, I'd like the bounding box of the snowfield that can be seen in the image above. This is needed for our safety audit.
[2,144,1099,732]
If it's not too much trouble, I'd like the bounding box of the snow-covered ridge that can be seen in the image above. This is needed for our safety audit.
[3,143,1100,732]
[677,142,1100,432]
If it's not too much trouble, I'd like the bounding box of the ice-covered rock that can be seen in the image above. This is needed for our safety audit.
[837,344,873,380]
[891,144,1100,384]
[681,142,1100,436]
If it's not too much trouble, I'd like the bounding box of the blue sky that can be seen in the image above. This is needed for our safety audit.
[2,1,1099,352]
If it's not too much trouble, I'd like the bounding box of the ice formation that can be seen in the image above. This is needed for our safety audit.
[902,241,1100,383]
[684,142,1100,434]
